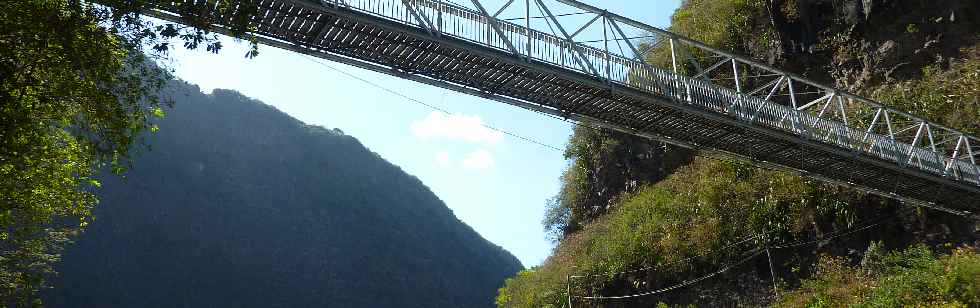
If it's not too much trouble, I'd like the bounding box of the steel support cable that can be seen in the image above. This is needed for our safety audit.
[569,233,761,279]
[745,73,785,78]
[501,11,588,21]
[609,21,627,59]
[578,34,657,44]
[576,249,765,300]
[532,0,561,39]
[302,56,565,151]
[578,34,747,46]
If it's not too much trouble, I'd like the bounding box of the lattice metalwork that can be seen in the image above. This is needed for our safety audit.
[144,0,980,213]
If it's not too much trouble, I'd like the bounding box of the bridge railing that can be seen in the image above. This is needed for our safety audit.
[312,0,980,187]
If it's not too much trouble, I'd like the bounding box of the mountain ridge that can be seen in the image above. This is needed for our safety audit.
[43,81,522,307]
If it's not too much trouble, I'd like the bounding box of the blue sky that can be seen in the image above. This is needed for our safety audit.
[165,0,681,267]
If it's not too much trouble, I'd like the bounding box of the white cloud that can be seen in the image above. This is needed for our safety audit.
[462,149,494,169]
[434,150,450,165]
[410,112,503,145]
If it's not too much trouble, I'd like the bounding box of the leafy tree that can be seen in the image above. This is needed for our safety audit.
[0,0,259,304]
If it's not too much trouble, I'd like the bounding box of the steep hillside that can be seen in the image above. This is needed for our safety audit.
[42,82,523,307]
[498,0,979,307]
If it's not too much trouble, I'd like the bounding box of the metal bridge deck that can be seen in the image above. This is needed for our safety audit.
[148,0,980,214]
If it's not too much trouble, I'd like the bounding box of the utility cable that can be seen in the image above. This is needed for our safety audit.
[303,56,565,152]
[533,0,561,39]
[569,233,760,279]
[576,249,764,300]
[501,11,589,21]
[569,206,925,301]
[568,206,917,281]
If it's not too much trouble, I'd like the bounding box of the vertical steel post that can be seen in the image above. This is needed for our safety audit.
[730,58,741,116]
[603,14,611,82]
[836,96,848,127]
[525,0,531,61]
[964,138,980,184]
[926,125,938,153]
[669,38,678,73]
[884,111,896,141]
[925,124,940,171]
[883,110,900,161]
[731,58,741,92]
[669,38,682,100]
[787,77,803,135]
[437,0,443,33]
[836,95,850,146]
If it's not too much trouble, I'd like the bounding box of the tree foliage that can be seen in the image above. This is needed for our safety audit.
[0,0,260,304]
[779,245,980,307]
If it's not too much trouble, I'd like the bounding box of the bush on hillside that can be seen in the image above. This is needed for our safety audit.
[778,245,980,307]
[499,156,889,307]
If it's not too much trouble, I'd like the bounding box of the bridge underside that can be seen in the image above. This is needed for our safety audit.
[150,1,979,213]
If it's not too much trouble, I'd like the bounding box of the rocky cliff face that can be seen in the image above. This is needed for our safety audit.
[768,0,978,91]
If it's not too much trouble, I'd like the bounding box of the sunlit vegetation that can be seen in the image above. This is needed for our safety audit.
[542,125,692,242]
[500,155,891,307]
[873,46,980,136]
[498,0,980,306]
[779,245,980,307]
[2,0,256,304]
[1,1,167,303]
[644,0,777,72]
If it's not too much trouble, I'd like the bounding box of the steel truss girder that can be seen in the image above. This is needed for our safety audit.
[555,0,979,173]
[144,0,980,212]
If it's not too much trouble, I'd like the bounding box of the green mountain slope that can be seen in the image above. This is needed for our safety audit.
[42,82,523,307]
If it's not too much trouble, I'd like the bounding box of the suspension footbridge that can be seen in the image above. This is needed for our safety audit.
[146,0,980,214]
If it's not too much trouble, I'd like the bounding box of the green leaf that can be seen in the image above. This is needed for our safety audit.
[152,107,166,118]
